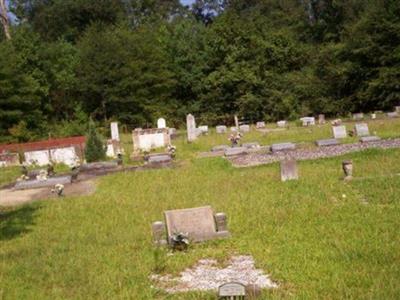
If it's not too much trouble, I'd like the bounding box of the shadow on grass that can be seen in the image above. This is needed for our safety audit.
[0,205,39,241]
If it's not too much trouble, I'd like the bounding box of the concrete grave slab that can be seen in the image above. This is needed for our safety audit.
[211,145,229,152]
[147,153,172,164]
[242,142,260,149]
[224,147,248,156]
[387,112,399,118]
[277,120,287,128]
[360,136,381,143]
[271,143,296,152]
[353,113,364,120]
[132,128,171,152]
[14,175,72,190]
[300,117,315,126]
[315,139,340,147]
[239,125,250,132]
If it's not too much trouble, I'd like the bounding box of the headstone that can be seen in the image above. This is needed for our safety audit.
[242,142,260,149]
[332,125,347,139]
[212,145,229,152]
[230,127,238,133]
[168,128,177,137]
[396,106,400,113]
[14,175,72,190]
[353,113,364,120]
[277,120,287,128]
[152,221,167,245]
[354,123,370,137]
[315,139,340,147]
[132,128,171,152]
[216,125,227,134]
[157,118,166,129]
[256,122,265,129]
[163,206,229,243]
[225,147,247,156]
[271,142,296,152]
[110,122,120,141]
[318,114,326,124]
[280,160,298,182]
[239,124,250,132]
[234,115,239,129]
[371,113,377,120]
[186,114,197,142]
[300,117,315,126]
[387,112,398,118]
[198,125,209,134]
[218,282,246,298]
[80,161,118,172]
[360,136,381,143]
[147,153,172,164]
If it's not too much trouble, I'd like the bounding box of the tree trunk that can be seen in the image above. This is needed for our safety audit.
[0,0,11,40]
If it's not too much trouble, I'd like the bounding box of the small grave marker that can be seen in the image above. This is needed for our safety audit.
[315,139,340,147]
[225,147,247,156]
[212,145,229,152]
[242,142,260,149]
[198,125,209,134]
[216,125,227,134]
[360,136,381,143]
[332,125,347,139]
[239,124,250,132]
[353,113,364,120]
[271,142,296,152]
[280,160,298,181]
[354,123,370,137]
[187,114,197,142]
[318,114,326,124]
[387,112,398,118]
[218,282,246,299]
[256,121,265,128]
[300,117,315,126]
[110,122,120,141]
[157,118,166,129]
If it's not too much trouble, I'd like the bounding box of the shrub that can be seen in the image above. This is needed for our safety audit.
[84,120,106,163]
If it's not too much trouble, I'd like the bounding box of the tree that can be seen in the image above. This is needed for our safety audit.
[84,120,106,163]
[0,0,11,39]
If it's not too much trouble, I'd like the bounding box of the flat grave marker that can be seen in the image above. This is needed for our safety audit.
[225,147,247,156]
[216,125,227,134]
[218,282,246,299]
[271,142,296,152]
[316,139,340,147]
[14,175,72,190]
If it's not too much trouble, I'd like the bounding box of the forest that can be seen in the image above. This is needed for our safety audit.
[0,0,399,142]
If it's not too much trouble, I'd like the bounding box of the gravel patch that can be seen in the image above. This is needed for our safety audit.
[229,138,400,167]
[150,255,277,293]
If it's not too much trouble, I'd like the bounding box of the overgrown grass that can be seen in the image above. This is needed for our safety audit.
[1,119,400,299]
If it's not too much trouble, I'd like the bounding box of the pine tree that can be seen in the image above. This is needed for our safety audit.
[84,120,106,163]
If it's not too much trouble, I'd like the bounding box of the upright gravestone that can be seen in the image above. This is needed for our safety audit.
[157,118,166,129]
[396,106,400,113]
[277,120,287,128]
[110,122,120,141]
[234,115,239,130]
[218,282,246,299]
[216,125,227,134]
[387,112,398,118]
[256,121,265,129]
[354,123,370,137]
[318,114,326,124]
[332,125,347,139]
[186,114,197,142]
[280,160,298,181]
[353,113,364,120]
[239,124,250,132]
[198,125,209,134]
[300,117,315,126]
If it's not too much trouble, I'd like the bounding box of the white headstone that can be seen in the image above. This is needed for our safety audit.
[300,117,315,126]
[239,124,250,132]
[110,122,120,141]
[277,120,287,128]
[332,125,347,139]
[256,121,265,129]
[198,125,208,134]
[186,114,197,142]
[216,125,227,134]
[157,118,166,128]
[355,123,370,137]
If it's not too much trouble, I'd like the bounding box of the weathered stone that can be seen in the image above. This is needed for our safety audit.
[242,142,260,149]
[332,125,347,139]
[147,153,172,164]
[256,121,265,129]
[214,213,228,232]
[353,113,364,120]
[360,136,381,143]
[342,160,353,180]
[152,221,167,245]
[277,120,287,128]
[300,117,315,126]
[211,145,229,152]
[80,161,118,172]
[132,128,171,152]
[234,115,239,129]
[354,123,370,137]
[230,127,238,133]
[14,175,72,190]
[318,114,326,124]
[280,160,298,181]
[157,118,166,128]
[224,147,248,156]
[387,112,399,118]
[186,114,197,142]
[216,125,227,134]
[163,206,229,243]
[168,128,177,137]
[371,113,377,119]
[396,106,400,113]
[239,124,250,132]
[315,139,340,147]
[271,143,296,152]
[219,282,246,298]
[198,125,209,134]
[110,122,120,141]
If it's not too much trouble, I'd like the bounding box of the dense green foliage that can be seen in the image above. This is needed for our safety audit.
[0,0,399,142]
[84,120,106,162]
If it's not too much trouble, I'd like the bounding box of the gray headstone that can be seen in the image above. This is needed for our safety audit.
[256,121,265,128]
[218,282,246,297]
[387,112,398,118]
[353,113,364,120]
[277,120,287,128]
[318,114,326,124]
[14,175,72,190]
[239,124,250,132]
[315,138,340,147]
[300,117,315,126]
[280,160,298,182]
[212,145,229,152]
[224,147,247,156]
[271,142,296,152]
[110,122,120,141]
[186,114,197,142]
[360,136,381,143]
[164,206,229,243]
[242,142,260,149]
[216,125,227,134]
[332,125,347,139]
[80,161,119,172]
[354,123,370,137]
[147,153,172,164]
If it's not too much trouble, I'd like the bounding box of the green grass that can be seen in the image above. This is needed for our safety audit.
[1,118,400,299]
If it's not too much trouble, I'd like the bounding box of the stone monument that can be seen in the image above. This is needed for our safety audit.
[110,122,120,141]
[157,118,166,128]
[332,125,347,139]
[186,114,197,142]
[280,159,298,181]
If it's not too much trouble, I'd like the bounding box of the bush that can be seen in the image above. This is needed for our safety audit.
[84,120,106,163]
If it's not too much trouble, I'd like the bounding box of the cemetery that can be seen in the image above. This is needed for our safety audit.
[1,113,400,299]
[0,1,399,297]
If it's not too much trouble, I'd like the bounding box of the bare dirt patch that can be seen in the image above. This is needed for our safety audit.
[0,180,96,207]
[151,255,277,293]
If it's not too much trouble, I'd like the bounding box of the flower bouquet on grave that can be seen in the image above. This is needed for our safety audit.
[171,232,189,251]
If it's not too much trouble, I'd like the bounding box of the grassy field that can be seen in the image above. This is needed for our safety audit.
[1,118,400,299]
